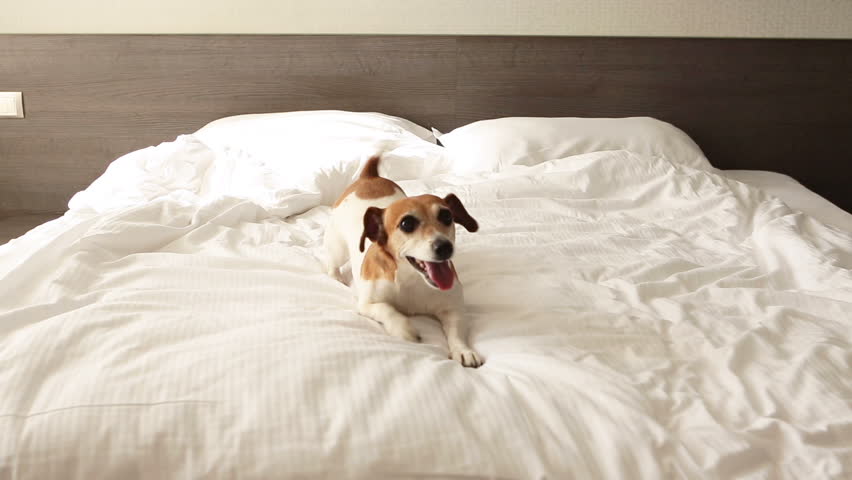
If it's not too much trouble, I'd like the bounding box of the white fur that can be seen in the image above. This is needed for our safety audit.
[324,189,482,367]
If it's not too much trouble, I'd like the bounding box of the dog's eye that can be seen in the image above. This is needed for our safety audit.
[437,209,453,226]
[399,215,419,233]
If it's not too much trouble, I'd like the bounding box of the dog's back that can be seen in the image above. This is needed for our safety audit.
[324,155,406,285]
[332,155,402,209]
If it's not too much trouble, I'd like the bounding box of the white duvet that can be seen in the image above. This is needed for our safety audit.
[1,135,851,479]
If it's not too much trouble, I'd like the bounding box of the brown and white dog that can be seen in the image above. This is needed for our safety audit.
[323,154,483,367]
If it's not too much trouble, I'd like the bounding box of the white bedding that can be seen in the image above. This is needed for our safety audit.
[2,135,852,479]
[722,170,852,233]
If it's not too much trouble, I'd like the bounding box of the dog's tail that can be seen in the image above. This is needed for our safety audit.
[361,138,400,179]
[360,154,382,179]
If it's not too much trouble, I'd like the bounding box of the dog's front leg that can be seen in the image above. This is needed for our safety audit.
[360,302,421,343]
[436,309,483,368]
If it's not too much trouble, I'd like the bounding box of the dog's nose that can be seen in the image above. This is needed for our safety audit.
[433,240,454,260]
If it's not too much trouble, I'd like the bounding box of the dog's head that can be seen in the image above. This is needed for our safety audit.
[360,194,478,290]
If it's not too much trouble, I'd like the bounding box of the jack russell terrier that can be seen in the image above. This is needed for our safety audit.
[324,154,483,367]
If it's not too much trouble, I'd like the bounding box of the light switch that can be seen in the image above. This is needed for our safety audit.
[0,92,24,118]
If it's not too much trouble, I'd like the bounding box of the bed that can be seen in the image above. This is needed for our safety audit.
[1,35,852,480]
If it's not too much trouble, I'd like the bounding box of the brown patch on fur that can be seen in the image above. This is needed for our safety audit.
[334,177,401,207]
[361,245,397,281]
[382,195,453,236]
[333,155,402,207]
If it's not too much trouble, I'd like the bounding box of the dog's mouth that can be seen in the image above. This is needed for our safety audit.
[406,256,455,291]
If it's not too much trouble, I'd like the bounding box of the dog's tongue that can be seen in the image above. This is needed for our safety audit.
[424,261,455,290]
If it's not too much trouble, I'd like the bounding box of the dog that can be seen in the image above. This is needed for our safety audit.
[323,154,483,367]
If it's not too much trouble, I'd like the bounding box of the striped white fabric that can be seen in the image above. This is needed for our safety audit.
[1,138,851,479]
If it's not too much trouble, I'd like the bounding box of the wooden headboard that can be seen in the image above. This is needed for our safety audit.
[2,35,851,213]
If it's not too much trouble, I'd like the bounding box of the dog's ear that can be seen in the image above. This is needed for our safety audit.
[360,207,387,252]
[443,194,479,232]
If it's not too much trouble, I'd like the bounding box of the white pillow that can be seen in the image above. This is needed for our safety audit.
[195,110,436,163]
[194,110,449,205]
[434,117,712,174]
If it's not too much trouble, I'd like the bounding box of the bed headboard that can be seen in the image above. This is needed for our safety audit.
[2,35,851,213]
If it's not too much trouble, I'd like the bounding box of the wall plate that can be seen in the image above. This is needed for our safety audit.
[0,92,24,118]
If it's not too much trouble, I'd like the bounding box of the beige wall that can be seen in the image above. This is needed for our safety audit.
[3,0,851,38]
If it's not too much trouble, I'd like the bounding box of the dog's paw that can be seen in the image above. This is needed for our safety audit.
[450,348,483,368]
[385,323,422,343]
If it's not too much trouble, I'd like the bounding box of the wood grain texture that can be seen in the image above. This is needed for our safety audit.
[1,35,850,213]
[0,213,61,245]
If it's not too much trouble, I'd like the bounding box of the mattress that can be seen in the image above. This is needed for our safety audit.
[1,135,851,479]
